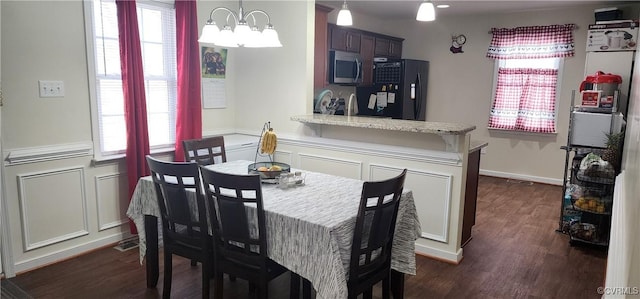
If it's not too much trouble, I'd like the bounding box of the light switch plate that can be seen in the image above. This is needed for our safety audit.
[39,80,65,97]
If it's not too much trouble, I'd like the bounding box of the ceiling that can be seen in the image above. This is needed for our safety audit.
[316,0,638,19]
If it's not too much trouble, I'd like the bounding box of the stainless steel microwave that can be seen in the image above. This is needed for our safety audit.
[329,50,363,85]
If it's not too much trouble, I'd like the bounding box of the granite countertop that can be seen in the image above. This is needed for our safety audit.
[291,114,476,135]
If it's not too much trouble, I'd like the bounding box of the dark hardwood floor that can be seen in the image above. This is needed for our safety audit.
[4,176,607,298]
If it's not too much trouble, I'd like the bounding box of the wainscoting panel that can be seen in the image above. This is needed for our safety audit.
[412,171,452,243]
[370,164,453,243]
[298,153,362,179]
[95,173,129,231]
[274,150,293,166]
[17,166,88,251]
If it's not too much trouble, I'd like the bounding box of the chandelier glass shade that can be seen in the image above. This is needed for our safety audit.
[198,0,282,48]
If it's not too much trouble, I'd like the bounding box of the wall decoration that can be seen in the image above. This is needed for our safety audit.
[450,34,466,54]
[201,47,227,108]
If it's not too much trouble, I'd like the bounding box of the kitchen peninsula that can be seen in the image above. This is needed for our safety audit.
[276,114,483,263]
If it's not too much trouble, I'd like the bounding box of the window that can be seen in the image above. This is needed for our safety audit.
[488,58,562,133]
[86,0,177,156]
[486,24,575,134]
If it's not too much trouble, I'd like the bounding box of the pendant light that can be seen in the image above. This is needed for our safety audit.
[337,0,353,26]
[416,0,436,22]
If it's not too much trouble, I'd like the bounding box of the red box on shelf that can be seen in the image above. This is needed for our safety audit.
[580,90,601,107]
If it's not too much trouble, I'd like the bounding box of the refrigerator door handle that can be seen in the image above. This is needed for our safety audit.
[415,73,421,120]
[354,58,361,83]
[410,84,416,100]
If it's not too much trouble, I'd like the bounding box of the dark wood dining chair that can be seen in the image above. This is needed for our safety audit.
[183,136,227,166]
[146,156,214,299]
[199,167,289,299]
[292,170,408,299]
[348,169,407,299]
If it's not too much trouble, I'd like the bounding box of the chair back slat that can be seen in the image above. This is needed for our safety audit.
[200,167,267,259]
[217,194,252,244]
[349,169,407,282]
[183,136,227,166]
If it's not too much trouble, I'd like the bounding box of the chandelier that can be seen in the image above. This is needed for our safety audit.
[198,0,282,48]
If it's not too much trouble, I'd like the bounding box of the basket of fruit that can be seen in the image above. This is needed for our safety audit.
[572,195,611,214]
[248,162,291,181]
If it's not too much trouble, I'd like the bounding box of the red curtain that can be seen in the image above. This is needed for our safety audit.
[174,0,202,162]
[117,0,150,234]
[488,68,558,133]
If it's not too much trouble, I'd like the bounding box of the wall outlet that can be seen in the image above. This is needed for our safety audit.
[481,147,487,154]
[38,80,65,97]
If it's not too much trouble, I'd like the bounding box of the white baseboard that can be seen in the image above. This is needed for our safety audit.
[479,169,562,186]
[414,243,463,264]
[12,233,127,275]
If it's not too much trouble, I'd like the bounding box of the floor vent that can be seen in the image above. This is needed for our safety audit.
[114,237,139,252]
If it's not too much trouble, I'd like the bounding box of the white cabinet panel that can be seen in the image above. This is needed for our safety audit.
[370,164,452,243]
[299,153,362,179]
[226,145,257,162]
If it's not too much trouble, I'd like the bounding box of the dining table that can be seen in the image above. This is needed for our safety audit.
[126,160,421,299]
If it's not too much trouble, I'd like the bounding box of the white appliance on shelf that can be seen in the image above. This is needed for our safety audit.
[570,111,624,148]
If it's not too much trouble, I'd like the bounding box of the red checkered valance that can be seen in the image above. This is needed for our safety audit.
[487,24,575,59]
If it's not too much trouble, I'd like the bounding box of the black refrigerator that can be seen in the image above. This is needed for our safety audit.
[355,59,429,120]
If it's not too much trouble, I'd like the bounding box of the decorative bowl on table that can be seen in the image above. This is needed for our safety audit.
[248,162,291,182]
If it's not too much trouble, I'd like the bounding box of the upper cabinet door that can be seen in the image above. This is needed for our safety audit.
[388,40,403,58]
[360,35,375,86]
[330,25,361,53]
[374,38,390,56]
[375,37,403,58]
[314,5,333,90]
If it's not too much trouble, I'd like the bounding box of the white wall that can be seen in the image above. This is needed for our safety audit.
[198,1,315,136]
[2,1,92,149]
[230,1,315,135]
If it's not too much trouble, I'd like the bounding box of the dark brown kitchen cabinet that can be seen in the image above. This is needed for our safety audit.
[374,37,403,58]
[314,4,333,90]
[322,24,403,87]
[360,35,375,86]
[330,24,361,53]
[461,148,481,247]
